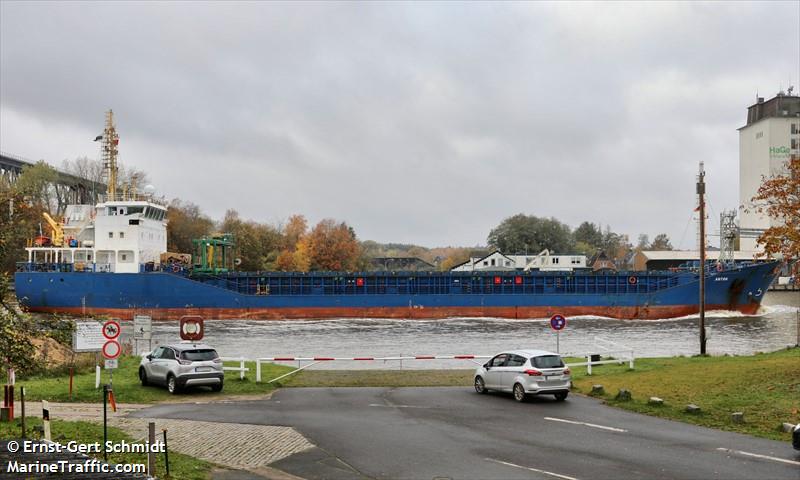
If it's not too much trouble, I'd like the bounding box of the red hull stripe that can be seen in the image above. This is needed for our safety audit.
[24,303,761,321]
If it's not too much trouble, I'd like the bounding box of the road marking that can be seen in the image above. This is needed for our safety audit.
[368,403,431,409]
[716,448,800,466]
[486,458,579,480]
[544,416,627,433]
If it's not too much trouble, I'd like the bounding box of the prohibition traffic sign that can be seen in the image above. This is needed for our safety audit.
[550,314,567,331]
[102,320,121,340]
[102,340,121,359]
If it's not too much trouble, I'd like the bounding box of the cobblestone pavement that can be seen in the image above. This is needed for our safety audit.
[14,401,314,471]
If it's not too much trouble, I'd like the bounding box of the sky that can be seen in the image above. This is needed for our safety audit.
[1,1,799,249]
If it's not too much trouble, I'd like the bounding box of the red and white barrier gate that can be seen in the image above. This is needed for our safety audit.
[255,355,493,383]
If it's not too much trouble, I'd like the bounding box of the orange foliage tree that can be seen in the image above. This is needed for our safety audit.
[751,157,800,268]
[307,219,361,271]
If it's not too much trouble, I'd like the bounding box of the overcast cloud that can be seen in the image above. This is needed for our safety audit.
[1,1,798,249]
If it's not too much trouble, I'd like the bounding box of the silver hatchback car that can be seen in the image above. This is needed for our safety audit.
[474,349,571,402]
[139,343,224,394]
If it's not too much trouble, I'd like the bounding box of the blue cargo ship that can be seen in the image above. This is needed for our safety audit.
[13,111,780,321]
[14,259,780,320]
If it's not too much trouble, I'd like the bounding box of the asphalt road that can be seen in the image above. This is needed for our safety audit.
[133,388,800,480]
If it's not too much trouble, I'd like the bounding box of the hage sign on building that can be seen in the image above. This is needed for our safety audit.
[769,146,790,158]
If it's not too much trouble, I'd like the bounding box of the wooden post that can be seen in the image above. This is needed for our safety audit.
[697,162,707,355]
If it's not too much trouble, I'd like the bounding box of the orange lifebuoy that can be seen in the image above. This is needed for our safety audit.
[716,262,723,272]
[628,276,637,285]
[172,265,180,273]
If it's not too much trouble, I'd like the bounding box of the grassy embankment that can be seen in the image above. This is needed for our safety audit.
[16,355,293,403]
[283,348,800,442]
[0,417,212,479]
[9,348,799,441]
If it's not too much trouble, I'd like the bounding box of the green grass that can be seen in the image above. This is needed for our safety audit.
[569,347,800,441]
[17,356,294,403]
[0,417,212,480]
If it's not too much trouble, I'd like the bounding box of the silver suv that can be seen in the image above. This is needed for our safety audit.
[474,349,571,402]
[139,343,224,394]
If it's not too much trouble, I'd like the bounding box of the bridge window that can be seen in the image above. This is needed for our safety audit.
[119,232,124,239]
[108,232,113,238]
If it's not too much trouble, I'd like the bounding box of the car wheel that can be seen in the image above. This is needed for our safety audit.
[513,383,527,402]
[139,368,149,386]
[474,376,487,394]
[554,392,568,402]
[167,374,180,394]
[212,379,223,392]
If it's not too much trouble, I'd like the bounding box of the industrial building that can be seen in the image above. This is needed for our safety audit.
[738,89,800,252]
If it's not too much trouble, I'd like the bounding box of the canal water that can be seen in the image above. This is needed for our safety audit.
[149,291,800,369]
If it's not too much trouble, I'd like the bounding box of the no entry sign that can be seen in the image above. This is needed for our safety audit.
[102,340,121,359]
[550,314,567,331]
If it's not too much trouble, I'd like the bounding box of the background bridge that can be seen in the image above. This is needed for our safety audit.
[0,151,106,207]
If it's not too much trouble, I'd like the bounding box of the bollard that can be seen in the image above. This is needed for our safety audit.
[42,400,51,441]
[69,367,74,401]
[162,429,170,476]
[95,365,101,389]
[731,412,744,424]
[615,389,632,401]
[240,358,245,380]
[147,422,156,475]
[686,404,701,414]
[256,360,261,383]
[586,355,593,375]
[648,397,664,406]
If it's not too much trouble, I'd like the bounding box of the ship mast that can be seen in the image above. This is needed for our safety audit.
[697,162,707,355]
[101,110,119,200]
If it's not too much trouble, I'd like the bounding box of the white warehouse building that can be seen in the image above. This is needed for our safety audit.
[738,90,800,252]
[451,250,587,272]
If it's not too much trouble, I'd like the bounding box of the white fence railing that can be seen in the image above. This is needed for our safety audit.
[219,357,249,380]
[220,340,635,383]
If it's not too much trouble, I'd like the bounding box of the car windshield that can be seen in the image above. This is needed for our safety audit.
[180,349,218,361]
[532,355,564,368]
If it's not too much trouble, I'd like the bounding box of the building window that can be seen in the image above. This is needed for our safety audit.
[121,254,127,261]
[108,232,113,238]
[755,131,763,139]
[553,258,559,264]
[483,261,488,266]
[119,232,125,239]
[491,259,496,266]
[792,124,798,135]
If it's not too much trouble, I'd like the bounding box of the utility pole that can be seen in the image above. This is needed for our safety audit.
[697,162,707,355]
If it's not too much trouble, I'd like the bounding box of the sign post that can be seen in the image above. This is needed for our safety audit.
[102,320,121,398]
[549,314,567,353]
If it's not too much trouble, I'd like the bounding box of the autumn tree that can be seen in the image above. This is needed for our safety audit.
[166,199,215,254]
[307,219,361,271]
[751,156,800,267]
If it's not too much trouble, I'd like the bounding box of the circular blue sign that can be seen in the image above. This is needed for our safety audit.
[550,314,567,331]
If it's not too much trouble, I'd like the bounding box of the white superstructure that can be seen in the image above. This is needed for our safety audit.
[26,197,168,273]
[738,91,800,252]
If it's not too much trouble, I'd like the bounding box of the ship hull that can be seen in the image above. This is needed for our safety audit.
[15,262,779,321]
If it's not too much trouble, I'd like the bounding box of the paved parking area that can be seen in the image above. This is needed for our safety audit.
[134,387,800,480]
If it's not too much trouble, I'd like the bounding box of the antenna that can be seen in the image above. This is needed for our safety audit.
[101,110,119,200]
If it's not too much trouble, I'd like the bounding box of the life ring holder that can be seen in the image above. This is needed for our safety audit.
[172,265,180,273]
[628,276,637,285]
[716,262,723,272]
